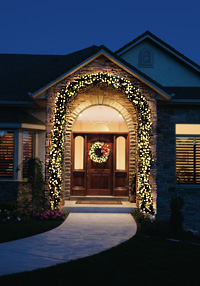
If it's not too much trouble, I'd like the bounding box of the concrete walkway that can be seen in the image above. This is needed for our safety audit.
[0,213,137,276]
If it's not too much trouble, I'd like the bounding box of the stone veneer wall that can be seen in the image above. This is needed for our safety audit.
[0,182,18,202]
[156,104,200,229]
[17,182,32,214]
[0,181,32,214]
[45,55,158,210]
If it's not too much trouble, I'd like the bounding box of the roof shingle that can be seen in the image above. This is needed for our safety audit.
[0,107,45,125]
[0,46,99,102]
[0,33,199,103]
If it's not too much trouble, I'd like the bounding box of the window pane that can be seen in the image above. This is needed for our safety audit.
[74,136,84,169]
[73,105,128,132]
[196,138,200,184]
[176,137,194,183]
[23,132,34,178]
[116,136,126,170]
[0,131,14,177]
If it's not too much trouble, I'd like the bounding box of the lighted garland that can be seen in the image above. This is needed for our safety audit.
[49,72,154,214]
[89,142,110,163]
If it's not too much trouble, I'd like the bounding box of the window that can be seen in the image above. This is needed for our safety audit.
[23,131,34,178]
[176,124,200,184]
[116,136,126,170]
[139,48,154,67]
[0,131,14,178]
[74,136,84,169]
[73,105,128,132]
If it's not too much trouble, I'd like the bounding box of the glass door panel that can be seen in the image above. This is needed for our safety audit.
[116,136,126,170]
[74,136,84,170]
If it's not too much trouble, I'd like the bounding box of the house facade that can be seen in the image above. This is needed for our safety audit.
[0,31,200,228]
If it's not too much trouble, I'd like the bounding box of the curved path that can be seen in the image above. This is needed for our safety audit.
[0,213,137,276]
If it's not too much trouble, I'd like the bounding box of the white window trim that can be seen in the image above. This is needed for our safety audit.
[0,129,38,181]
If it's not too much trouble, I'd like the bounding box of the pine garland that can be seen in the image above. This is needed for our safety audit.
[49,72,154,214]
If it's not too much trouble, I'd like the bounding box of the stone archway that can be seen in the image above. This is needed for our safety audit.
[63,89,138,200]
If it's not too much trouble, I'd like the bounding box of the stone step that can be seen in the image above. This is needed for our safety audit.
[64,200,137,214]
[69,196,129,202]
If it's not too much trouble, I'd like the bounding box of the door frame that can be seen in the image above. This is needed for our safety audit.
[71,131,129,196]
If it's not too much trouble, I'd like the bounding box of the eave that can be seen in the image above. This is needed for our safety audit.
[168,99,200,105]
[0,101,36,106]
[0,123,46,130]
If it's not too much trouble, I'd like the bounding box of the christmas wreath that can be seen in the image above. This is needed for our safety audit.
[89,142,110,163]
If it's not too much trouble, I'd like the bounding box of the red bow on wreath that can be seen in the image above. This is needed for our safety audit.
[101,143,110,157]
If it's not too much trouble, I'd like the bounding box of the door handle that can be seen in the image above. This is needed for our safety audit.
[86,164,89,176]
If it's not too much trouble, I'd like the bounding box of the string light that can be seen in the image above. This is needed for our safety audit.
[49,72,154,214]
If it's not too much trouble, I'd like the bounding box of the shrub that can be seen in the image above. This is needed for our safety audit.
[132,208,146,223]
[27,157,45,216]
[132,208,172,237]
[143,219,172,237]
[0,201,22,221]
[169,196,184,233]
[132,208,152,233]
[35,208,67,221]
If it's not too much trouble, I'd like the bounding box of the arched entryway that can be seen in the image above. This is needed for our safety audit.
[64,90,138,200]
[49,73,155,215]
[71,105,130,197]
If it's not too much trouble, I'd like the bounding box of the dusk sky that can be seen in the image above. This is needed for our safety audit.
[0,0,200,64]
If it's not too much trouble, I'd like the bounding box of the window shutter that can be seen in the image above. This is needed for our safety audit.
[0,132,14,177]
[176,137,194,183]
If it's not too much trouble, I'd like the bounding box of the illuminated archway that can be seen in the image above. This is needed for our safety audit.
[49,73,154,214]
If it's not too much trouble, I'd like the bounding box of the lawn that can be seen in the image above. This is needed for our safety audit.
[0,232,199,286]
[0,220,63,243]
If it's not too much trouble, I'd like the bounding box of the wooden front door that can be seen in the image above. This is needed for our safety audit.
[71,132,129,197]
[87,134,113,195]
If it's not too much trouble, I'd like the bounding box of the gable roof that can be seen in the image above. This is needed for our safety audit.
[0,44,172,103]
[0,31,199,104]
[29,45,171,100]
[116,31,200,72]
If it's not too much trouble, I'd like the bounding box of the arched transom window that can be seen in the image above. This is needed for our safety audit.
[73,105,128,132]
